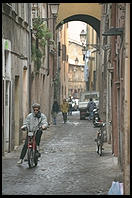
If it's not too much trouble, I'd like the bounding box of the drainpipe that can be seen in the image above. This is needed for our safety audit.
[47,3,49,76]
[46,3,51,124]
[28,3,32,112]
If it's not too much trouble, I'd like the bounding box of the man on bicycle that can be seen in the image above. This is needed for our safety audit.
[17,103,48,164]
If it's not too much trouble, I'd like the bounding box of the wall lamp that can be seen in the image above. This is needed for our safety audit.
[33,3,59,21]
[80,29,86,46]
[48,3,59,17]
[80,29,100,51]
[80,29,112,53]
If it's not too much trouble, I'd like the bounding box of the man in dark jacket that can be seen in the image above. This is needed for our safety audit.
[87,98,96,120]
[51,100,59,125]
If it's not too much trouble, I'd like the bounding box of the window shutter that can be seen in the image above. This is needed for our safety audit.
[62,44,66,61]
[58,42,61,56]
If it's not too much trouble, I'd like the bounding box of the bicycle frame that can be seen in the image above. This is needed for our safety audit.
[28,132,36,150]
[27,130,38,168]
[21,125,44,168]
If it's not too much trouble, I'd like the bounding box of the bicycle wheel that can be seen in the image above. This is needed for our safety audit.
[34,150,38,166]
[97,144,99,154]
[99,145,102,156]
[27,148,34,168]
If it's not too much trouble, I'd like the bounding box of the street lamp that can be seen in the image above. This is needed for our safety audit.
[49,3,59,17]
[47,3,59,100]
[80,29,89,91]
[80,29,86,46]
[81,47,86,61]
[80,29,100,50]
[80,29,111,52]
[42,3,59,20]
[32,3,59,21]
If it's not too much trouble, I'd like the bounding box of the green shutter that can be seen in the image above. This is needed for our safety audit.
[5,40,9,50]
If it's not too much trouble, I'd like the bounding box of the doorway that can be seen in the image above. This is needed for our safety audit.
[4,80,11,152]
[14,76,20,147]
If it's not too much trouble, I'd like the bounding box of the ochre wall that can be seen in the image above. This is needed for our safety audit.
[56,3,101,25]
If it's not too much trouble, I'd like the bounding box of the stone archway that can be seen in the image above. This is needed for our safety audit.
[56,3,101,36]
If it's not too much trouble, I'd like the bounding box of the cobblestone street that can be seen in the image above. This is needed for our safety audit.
[2,111,123,195]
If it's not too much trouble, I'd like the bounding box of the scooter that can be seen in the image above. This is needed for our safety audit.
[95,122,106,156]
[93,108,102,127]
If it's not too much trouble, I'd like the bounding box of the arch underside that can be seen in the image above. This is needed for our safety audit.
[56,14,100,37]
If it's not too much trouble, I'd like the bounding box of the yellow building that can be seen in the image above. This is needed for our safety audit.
[58,23,69,103]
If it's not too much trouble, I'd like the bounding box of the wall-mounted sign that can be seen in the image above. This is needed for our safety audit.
[5,40,9,50]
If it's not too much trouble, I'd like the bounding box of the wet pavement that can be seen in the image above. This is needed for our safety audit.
[2,111,123,195]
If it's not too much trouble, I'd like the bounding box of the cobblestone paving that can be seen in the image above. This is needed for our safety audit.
[2,111,123,195]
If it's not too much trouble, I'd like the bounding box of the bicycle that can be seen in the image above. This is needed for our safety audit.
[21,125,43,168]
[95,122,106,156]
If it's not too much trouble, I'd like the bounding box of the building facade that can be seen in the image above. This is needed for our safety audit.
[30,3,56,123]
[58,23,69,103]
[59,21,99,100]
[2,3,32,153]
[2,3,59,154]
[99,3,130,194]
[68,40,86,98]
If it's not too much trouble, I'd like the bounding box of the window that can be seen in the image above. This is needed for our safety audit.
[62,45,66,61]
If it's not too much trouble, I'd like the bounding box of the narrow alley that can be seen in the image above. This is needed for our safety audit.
[2,3,130,194]
[2,111,123,195]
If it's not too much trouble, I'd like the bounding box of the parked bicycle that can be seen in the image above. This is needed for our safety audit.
[95,122,106,156]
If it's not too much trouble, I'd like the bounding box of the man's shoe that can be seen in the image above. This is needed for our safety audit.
[37,146,40,151]
[36,150,41,158]
[17,159,23,164]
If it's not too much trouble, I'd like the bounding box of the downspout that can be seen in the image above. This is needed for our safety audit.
[123,3,130,195]
[46,3,51,124]
[47,3,49,76]
[28,3,32,112]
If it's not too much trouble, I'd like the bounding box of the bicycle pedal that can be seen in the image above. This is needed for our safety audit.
[36,151,41,157]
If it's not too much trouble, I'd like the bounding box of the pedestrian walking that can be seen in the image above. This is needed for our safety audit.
[87,98,96,120]
[51,99,59,125]
[74,101,78,111]
[60,98,69,123]
[68,96,72,115]
[17,103,48,164]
